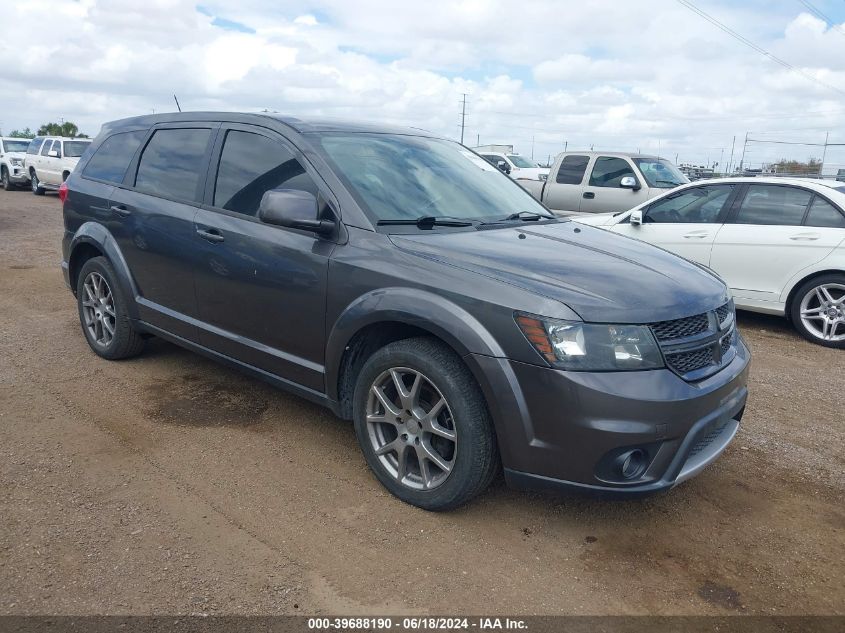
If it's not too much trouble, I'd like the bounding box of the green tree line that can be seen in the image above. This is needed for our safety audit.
[1,122,88,138]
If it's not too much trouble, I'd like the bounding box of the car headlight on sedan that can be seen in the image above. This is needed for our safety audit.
[10,158,23,166]
[516,313,664,371]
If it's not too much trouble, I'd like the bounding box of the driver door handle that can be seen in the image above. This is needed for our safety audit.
[110,205,131,217]
[789,233,819,241]
[196,227,225,243]
[582,191,595,199]
[683,230,709,239]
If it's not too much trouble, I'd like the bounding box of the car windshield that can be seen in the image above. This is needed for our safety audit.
[507,155,538,168]
[315,133,552,226]
[633,158,689,188]
[3,140,30,152]
[64,141,91,157]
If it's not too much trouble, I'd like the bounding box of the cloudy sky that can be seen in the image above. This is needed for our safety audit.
[2,0,844,172]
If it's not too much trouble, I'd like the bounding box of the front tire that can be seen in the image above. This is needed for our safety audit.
[76,257,145,359]
[352,337,499,511]
[1,167,11,191]
[31,171,45,195]
[790,273,845,348]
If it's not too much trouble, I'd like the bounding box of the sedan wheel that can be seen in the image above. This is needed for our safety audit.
[366,367,457,491]
[81,271,117,348]
[799,283,845,343]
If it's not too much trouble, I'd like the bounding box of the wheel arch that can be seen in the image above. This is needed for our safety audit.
[783,268,845,319]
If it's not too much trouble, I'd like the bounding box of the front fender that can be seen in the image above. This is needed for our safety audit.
[325,287,506,403]
[66,222,140,320]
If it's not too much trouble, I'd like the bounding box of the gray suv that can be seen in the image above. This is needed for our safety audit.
[61,113,750,510]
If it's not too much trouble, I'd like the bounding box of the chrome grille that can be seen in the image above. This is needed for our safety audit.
[650,313,709,341]
[649,302,736,381]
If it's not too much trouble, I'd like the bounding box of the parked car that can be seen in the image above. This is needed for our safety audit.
[837,169,845,183]
[574,177,845,347]
[478,151,549,182]
[25,135,92,195]
[0,137,32,190]
[521,151,689,215]
[61,113,749,510]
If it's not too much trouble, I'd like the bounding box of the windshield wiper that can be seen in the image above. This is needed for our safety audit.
[654,179,682,186]
[480,211,556,225]
[377,215,475,228]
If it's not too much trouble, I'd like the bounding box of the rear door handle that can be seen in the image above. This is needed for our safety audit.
[196,227,225,243]
[582,191,595,199]
[110,205,131,217]
[789,233,819,241]
[683,230,709,239]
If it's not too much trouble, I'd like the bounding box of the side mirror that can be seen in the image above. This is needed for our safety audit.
[630,210,643,226]
[496,160,511,174]
[258,189,335,236]
[48,150,59,158]
[620,176,640,190]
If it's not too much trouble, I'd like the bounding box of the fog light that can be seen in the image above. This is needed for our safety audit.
[616,449,647,480]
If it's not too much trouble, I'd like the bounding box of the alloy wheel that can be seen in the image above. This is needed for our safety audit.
[365,367,457,491]
[800,283,845,342]
[31,175,38,192]
[82,271,117,347]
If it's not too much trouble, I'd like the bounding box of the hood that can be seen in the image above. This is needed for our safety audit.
[572,212,618,227]
[389,221,728,323]
[512,167,549,181]
[4,151,26,161]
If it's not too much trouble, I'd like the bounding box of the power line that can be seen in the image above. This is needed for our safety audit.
[796,0,845,39]
[675,0,845,98]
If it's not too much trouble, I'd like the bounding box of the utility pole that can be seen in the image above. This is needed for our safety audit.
[531,135,535,159]
[727,135,736,174]
[459,93,467,145]
[739,132,748,172]
[719,148,724,174]
[564,140,568,152]
[819,131,829,177]
[476,133,480,146]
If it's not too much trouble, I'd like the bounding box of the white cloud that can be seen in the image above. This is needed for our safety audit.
[1,0,844,171]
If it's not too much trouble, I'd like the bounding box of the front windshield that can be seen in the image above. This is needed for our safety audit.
[3,140,30,152]
[633,158,689,188]
[64,141,91,157]
[507,155,538,168]
[316,133,551,224]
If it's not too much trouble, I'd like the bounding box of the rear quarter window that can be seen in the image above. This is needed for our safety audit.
[134,128,212,202]
[83,131,147,184]
[26,138,44,154]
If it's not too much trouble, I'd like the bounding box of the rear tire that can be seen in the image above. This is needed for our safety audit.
[352,337,499,511]
[76,256,145,360]
[31,171,45,195]
[1,167,11,191]
[789,273,845,349]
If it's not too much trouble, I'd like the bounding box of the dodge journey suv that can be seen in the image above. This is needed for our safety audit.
[61,113,750,510]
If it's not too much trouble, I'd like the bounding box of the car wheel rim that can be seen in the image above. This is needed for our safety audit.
[82,271,117,347]
[31,176,37,191]
[800,283,845,342]
[366,367,457,491]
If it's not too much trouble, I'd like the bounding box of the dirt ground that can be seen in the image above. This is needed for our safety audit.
[0,191,842,616]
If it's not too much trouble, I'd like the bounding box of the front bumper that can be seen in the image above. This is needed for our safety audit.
[470,336,750,496]
[6,163,30,183]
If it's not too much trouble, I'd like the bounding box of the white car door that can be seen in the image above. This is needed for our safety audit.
[608,184,737,266]
[710,184,845,301]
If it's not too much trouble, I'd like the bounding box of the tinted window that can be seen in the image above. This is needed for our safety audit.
[645,185,734,224]
[83,131,147,184]
[805,197,845,228]
[26,138,44,154]
[135,128,211,202]
[555,155,589,184]
[214,130,318,216]
[589,156,636,188]
[3,140,30,152]
[64,141,90,158]
[735,185,812,226]
[40,140,53,156]
[481,154,499,165]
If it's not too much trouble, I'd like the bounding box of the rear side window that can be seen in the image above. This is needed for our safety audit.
[40,140,53,156]
[64,141,91,158]
[589,156,636,188]
[735,185,812,226]
[555,155,589,184]
[26,138,44,154]
[83,131,147,184]
[135,128,211,202]
[805,197,845,228]
[213,130,318,217]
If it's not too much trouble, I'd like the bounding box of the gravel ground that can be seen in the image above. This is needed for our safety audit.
[0,191,842,616]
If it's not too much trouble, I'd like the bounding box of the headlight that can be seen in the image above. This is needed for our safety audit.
[10,158,22,166]
[516,313,664,371]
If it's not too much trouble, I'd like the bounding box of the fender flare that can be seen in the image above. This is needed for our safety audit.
[324,287,506,403]
[68,222,141,320]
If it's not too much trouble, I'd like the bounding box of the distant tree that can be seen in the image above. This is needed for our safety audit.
[37,121,85,138]
[8,128,35,139]
[771,157,822,175]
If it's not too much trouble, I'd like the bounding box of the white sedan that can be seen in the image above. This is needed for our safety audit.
[573,177,845,348]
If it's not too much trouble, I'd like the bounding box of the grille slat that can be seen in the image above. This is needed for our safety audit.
[650,313,709,341]
[665,347,714,374]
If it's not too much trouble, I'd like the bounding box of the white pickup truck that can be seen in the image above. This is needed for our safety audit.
[520,151,688,215]
[24,136,92,195]
[0,137,32,190]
